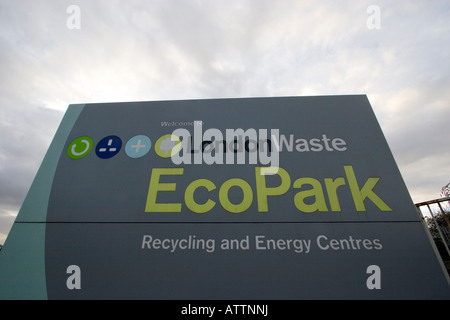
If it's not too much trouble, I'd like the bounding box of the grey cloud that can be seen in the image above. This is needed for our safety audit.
[0,106,63,202]
[0,0,449,243]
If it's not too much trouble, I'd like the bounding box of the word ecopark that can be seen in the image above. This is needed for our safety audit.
[145,123,392,214]
[145,166,392,214]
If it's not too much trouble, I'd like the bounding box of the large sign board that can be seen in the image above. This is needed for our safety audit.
[1,95,449,299]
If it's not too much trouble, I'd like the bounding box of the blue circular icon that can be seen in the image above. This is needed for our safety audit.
[125,135,152,158]
[95,135,122,159]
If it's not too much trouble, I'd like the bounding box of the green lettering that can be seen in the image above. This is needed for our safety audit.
[219,178,253,213]
[293,177,328,212]
[145,168,183,212]
[324,177,346,211]
[344,166,391,212]
[184,179,216,213]
[255,167,291,212]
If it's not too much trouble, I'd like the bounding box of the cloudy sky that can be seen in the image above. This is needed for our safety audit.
[0,0,449,243]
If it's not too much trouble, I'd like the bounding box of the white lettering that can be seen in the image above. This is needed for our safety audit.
[255,235,311,253]
[66,265,81,290]
[366,265,381,289]
[316,235,383,250]
[141,235,215,253]
[66,5,81,30]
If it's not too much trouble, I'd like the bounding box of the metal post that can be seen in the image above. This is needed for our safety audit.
[427,203,450,257]
[436,200,450,229]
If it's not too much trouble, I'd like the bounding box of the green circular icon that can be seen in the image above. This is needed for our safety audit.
[154,134,182,158]
[67,136,94,159]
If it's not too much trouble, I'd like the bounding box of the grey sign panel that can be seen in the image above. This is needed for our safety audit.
[46,222,448,299]
[48,96,417,223]
[1,95,449,299]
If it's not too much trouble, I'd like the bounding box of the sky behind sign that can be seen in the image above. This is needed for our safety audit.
[0,0,449,243]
